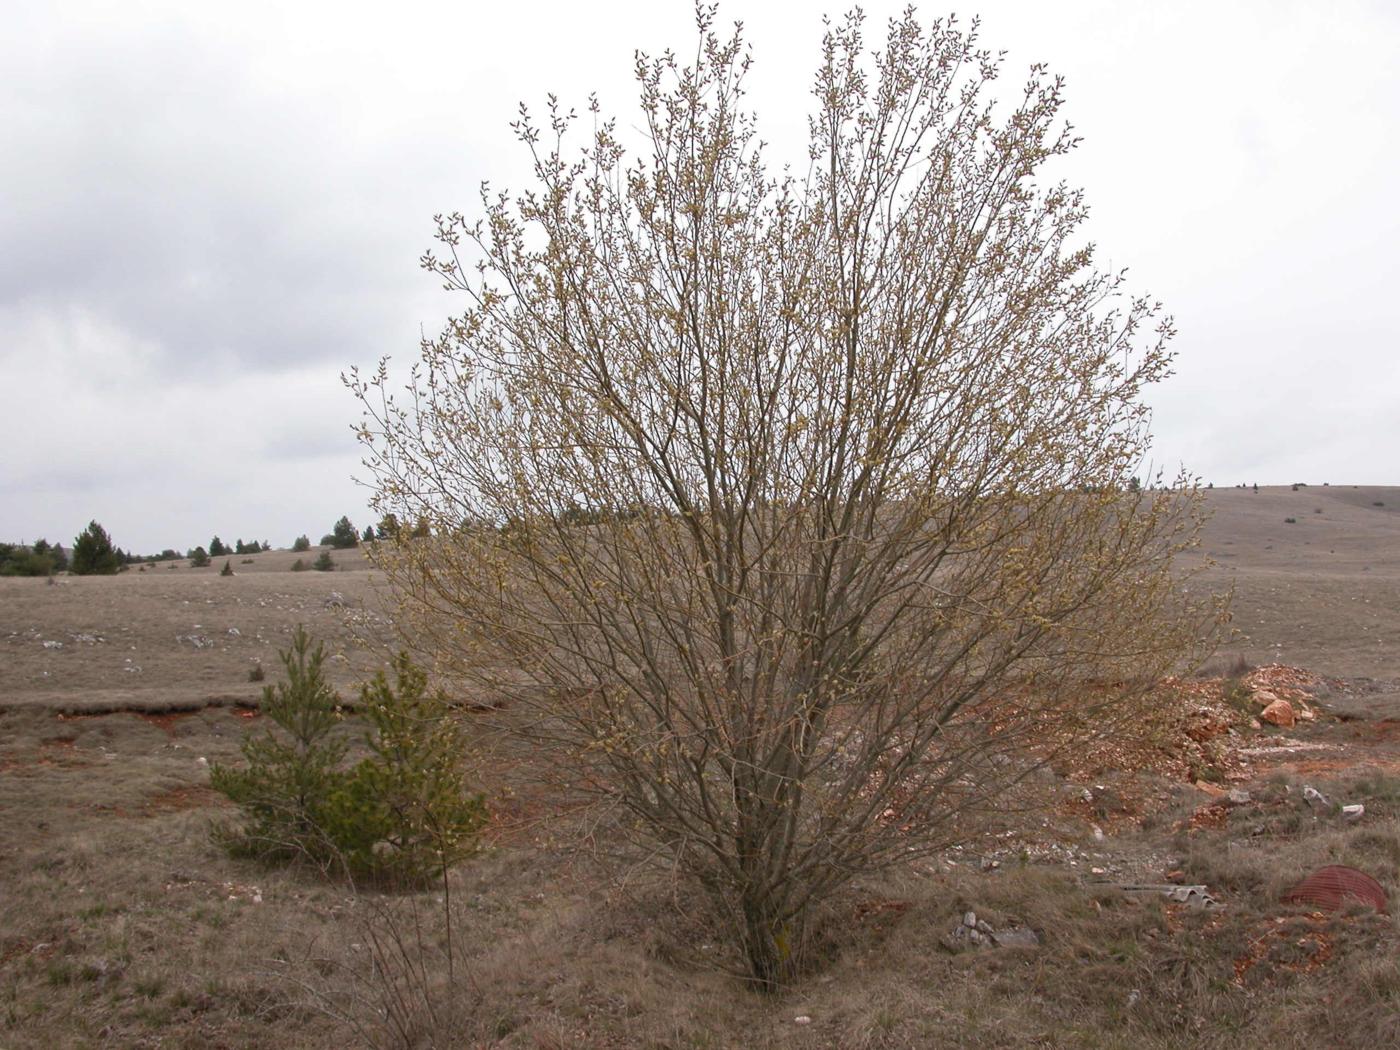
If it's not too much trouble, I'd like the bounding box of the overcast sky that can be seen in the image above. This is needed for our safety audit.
[3,0,1397,554]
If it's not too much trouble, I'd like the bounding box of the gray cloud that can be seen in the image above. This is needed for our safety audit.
[2,25,429,377]
[3,0,1398,553]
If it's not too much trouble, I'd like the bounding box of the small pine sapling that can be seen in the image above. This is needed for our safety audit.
[327,652,486,884]
[211,631,485,884]
[210,626,348,866]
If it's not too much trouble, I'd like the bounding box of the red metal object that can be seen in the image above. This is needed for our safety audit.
[1282,865,1388,913]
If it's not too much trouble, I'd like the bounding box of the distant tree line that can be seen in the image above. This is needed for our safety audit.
[207,537,272,557]
[2,513,423,578]
[316,514,430,549]
[0,538,69,576]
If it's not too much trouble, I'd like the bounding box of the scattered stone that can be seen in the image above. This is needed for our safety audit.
[1226,788,1252,806]
[794,1016,811,1026]
[1091,823,1105,842]
[1239,739,1340,759]
[1252,688,1279,706]
[325,592,346,608]
[1342,804,1365,821]
[949,911,1039,951]
[42,640,63,650]
[1193,780,1226,798]
[1259,698,1295,727]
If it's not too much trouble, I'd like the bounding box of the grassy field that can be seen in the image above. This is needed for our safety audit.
[2,489,1399,1048]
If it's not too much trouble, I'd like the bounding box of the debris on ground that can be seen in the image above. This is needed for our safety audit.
[1105,883,1222,910]
[1282,866,1388,913]
[1049,664,1335,806]
[1302,785,1331,810]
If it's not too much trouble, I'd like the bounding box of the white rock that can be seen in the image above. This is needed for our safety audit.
[794,1016,811,1026]
[1302,785,1331,810]
[990,927,1040,949]
[1342,804,1365,820]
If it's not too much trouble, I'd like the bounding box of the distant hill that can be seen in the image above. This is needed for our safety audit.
[1193,484,1400,685]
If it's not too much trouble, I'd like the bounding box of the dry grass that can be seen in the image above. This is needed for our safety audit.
[0,544,387,716]
[4,693,1399,1049]
[3,497,1400,1048]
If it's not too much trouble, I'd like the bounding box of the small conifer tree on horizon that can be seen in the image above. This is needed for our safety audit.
[70,521,120,575]
[329,516,359,549]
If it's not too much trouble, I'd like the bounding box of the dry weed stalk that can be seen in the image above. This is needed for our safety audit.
[272,861,478,1050]
[351,7,1221,988]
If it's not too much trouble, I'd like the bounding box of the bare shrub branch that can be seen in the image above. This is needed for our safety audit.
[350,6,1222,989]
